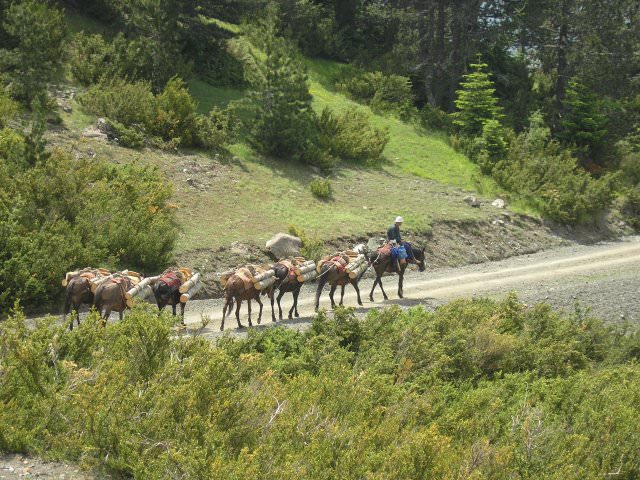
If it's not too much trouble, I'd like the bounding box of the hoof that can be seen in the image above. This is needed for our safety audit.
[238,323,245,329]
[358,302,363,306]
[369,296,374,302]
[220,326,225,331]
[294,312,300,318]
[383,295,388,301]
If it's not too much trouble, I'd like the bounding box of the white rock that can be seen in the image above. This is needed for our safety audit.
[266,233,302,259]
[491,198,506,208]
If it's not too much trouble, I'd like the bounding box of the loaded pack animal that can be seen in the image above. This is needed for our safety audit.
[272,259,303,320]
[63,270,98,330]
[93,274,134,323]
[221,265,276,331]
[314,251,368,311]
[368,243,426,301]
[152,269,187,324]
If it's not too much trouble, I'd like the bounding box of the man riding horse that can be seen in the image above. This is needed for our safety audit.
[386,216,414,269]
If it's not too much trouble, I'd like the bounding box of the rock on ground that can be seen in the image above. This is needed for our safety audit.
[266,233,302,259]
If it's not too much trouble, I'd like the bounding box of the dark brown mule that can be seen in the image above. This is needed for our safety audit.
[272,260,302,320]
[314,254,368,311]
[152,270,186,324]
[368,244,426,301]
[94,276,133,324]
[220,266,276,331]
[63,276,94,330]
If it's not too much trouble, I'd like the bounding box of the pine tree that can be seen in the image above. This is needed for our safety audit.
[245,14,315,159]
[0,0,66,107]
[558,80,608,163]
[450,58,504,137]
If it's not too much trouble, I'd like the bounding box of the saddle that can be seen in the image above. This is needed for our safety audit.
[277,260,297,282]
[107,276,133,301]
[235,267,257,292]
[159,271,182,289]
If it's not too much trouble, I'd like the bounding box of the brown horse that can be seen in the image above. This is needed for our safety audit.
[368,244,426,301]
[314,253,368,311]
[220,266,275,331]
[272,260,303,320]
[93,276,133,323]
[63,275,94,330]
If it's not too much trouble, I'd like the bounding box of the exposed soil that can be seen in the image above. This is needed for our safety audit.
[180,236,640,339]
[175,212,631,300]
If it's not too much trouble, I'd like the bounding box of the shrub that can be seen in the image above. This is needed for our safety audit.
[193,105,240,149]
[337,70,414,116]
[621,186,640,230]
[68,32,113,86]
[153,77,199,147]
[1,297,639,477]
[0,149,176,313]
[288,224,325,261]
[107,120,145,149]
[475,119,508,175]
[0,91,19,127]
[309,178,332,200]
[420,104,452,131]
[493,112,615,223]
[79,78,155,128]
[317,107,389,164]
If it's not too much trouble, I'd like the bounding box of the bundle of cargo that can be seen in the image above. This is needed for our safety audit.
[90,269,129,293]
[219,269,236,287]
[294,259,317,282]
[346,254,368,279]
[251,266,277,290]
[178,271,201,302]
[125,275,159,307]
[61,267,111,287]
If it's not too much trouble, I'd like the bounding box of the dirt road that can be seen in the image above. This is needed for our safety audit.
[181,237,640,339]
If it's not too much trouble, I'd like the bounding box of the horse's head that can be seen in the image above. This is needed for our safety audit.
[412,246,426,272]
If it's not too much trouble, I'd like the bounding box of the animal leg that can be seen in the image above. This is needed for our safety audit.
[277,290,285,320]
[247,299,253,327]
[398,271,404,299]
[339,285,345,306]
[352,281,363,306]
[290,288,300,318]
[256,296,264,325]
[329,284,337,309]
[221,295,229,331]
[119,311,123,321]
[235,298,244,329]
[369,275,379,302]
[315,274,328,312]
[172,304,177,316]
[180,302,186,325]
[378,277,389,301]
[75,304,82,328]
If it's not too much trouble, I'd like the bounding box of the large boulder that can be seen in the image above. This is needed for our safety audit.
[266,233,302,259]
[491,198,506,209]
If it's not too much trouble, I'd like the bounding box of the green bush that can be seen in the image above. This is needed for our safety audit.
[621,186,640,230]
[79,78,155,129]
[420,104,452,131]
[0,149,176,313]
[193,105,240,149]
[337,70,414,116]
[0,91,19,127]
[309,178,332,200]
[107,120,146,149]
[288,224,325,261]
[493,112,615,223]
[68,32,113,86]
[153,77,199,146]
[1,296,639,478]
[317,107,389,164]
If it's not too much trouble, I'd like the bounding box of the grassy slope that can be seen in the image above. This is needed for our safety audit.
[56,14,530,253]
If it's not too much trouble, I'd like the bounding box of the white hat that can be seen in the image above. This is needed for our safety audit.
[395,216,404,223]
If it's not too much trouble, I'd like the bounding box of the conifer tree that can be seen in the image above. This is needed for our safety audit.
[558,80,608,163]
[0,0,66,107]
[451,58,504,137]
[245,14,314,159]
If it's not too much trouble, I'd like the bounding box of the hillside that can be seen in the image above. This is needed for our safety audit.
[50,24,527,257]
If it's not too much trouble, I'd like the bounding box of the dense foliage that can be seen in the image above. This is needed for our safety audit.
[1,297,639,478]
[79,77,238,150]
[0,131,176,313]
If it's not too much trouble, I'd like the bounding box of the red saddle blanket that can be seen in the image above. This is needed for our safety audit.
[159,272,182,289]
[329,256,348,272]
